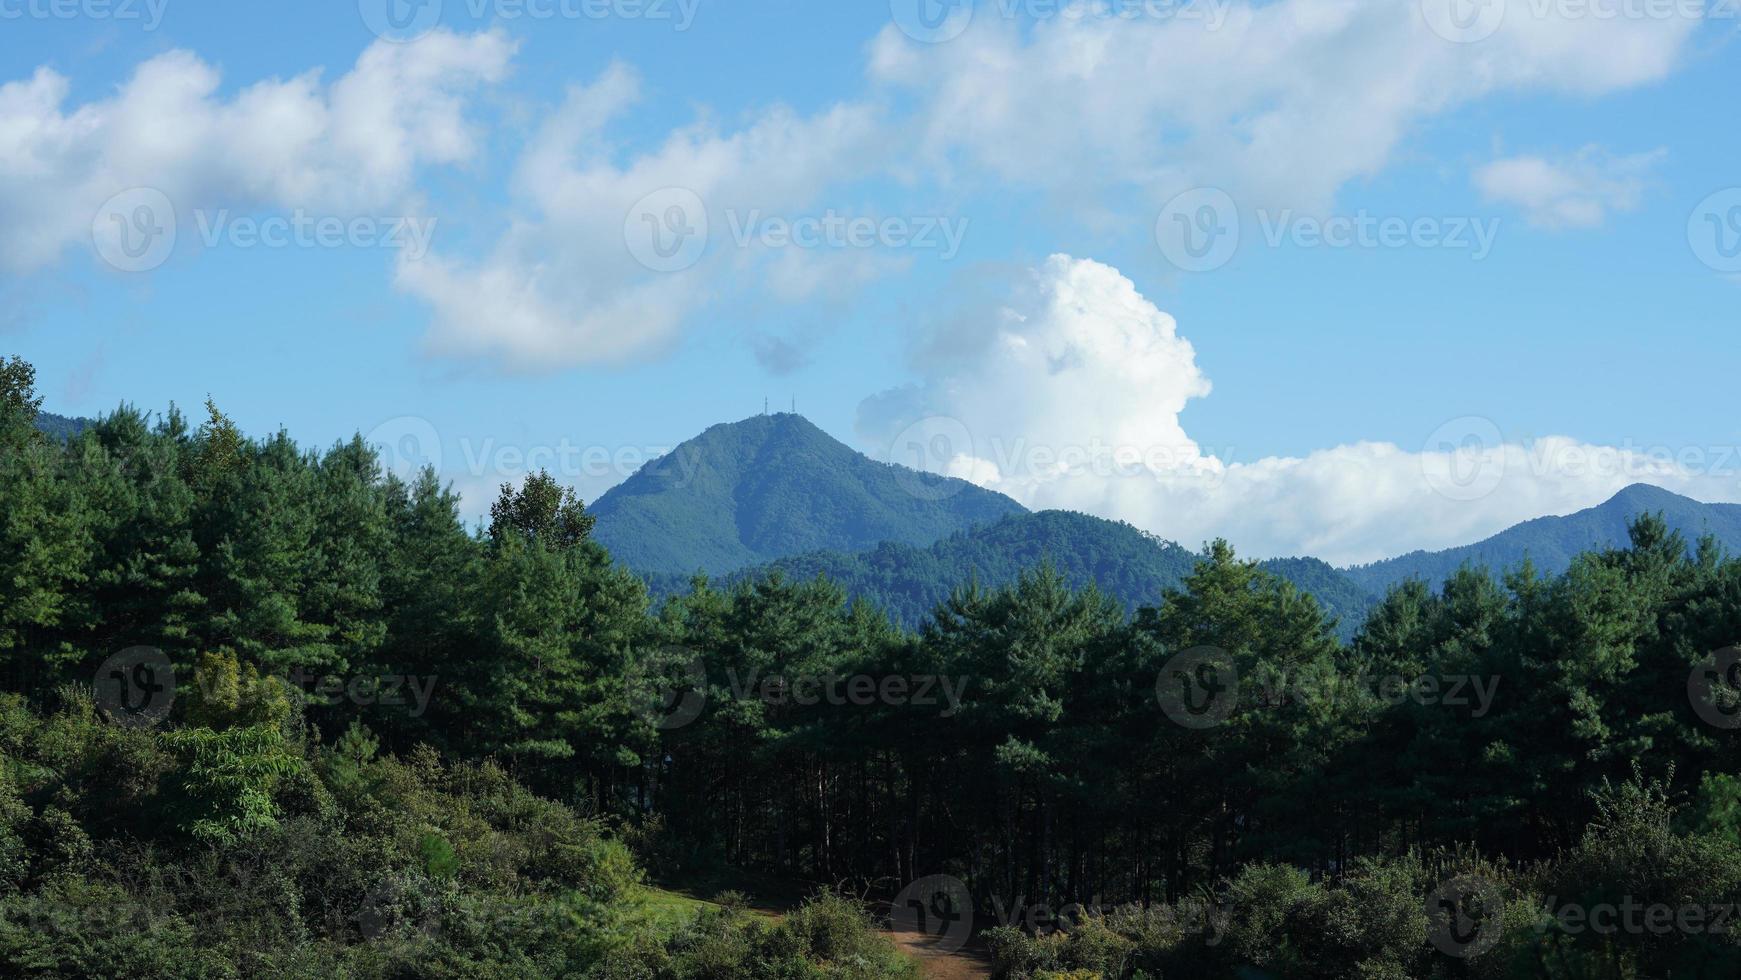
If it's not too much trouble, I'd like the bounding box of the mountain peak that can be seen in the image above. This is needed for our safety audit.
[591,414,1027,575]
[1604,483,1694,509]
[1346,483,1741,593]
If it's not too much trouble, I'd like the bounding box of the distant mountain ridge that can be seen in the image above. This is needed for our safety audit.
[33,411,90,441]
[1344,484,1741,594]
[593,417,1741,639]
[590,413,1027,575]
[644,510,1378,638]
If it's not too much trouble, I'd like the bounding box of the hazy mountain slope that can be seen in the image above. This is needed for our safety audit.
[1344,484,1741,594]
[645,510,1375,637]
[33,411,91,441]
[590,413,1028,574]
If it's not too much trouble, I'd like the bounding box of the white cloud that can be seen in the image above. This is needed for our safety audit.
[869,0,1700,212]
[0,31,514,275]
[1473,146,1664,229]
[857,255,1741,565]
[396,65,887,370]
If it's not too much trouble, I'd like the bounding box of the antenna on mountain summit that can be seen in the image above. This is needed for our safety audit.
[763,397,768,416]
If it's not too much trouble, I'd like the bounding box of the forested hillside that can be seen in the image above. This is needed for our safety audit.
[647,510,1377,637]
[590,413,1026,574]
[3,355,1741,978]
[32,410,88,441]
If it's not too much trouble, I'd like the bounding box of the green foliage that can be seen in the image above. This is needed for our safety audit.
[489,469,598,550]
[160,724,299,843]
[4,357,1741,979]
[0,355,42,429]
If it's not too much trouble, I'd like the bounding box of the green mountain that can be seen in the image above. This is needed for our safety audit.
[590,413,1028,574]
[646,510,1376,638]
[1344,484,1741,594]
[33,411,91,441]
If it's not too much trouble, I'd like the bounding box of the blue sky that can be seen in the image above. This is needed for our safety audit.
[4,0,1739,563]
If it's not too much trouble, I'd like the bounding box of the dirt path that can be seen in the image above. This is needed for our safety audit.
[654,873,994,978]
[880,926,994,979]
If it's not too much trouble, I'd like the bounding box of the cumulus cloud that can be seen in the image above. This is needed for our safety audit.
[395,65,887,370]
[1473,146,1664,229]
[857,255,1741,565]
[0,30,515,274]
[869,0,1700,212]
